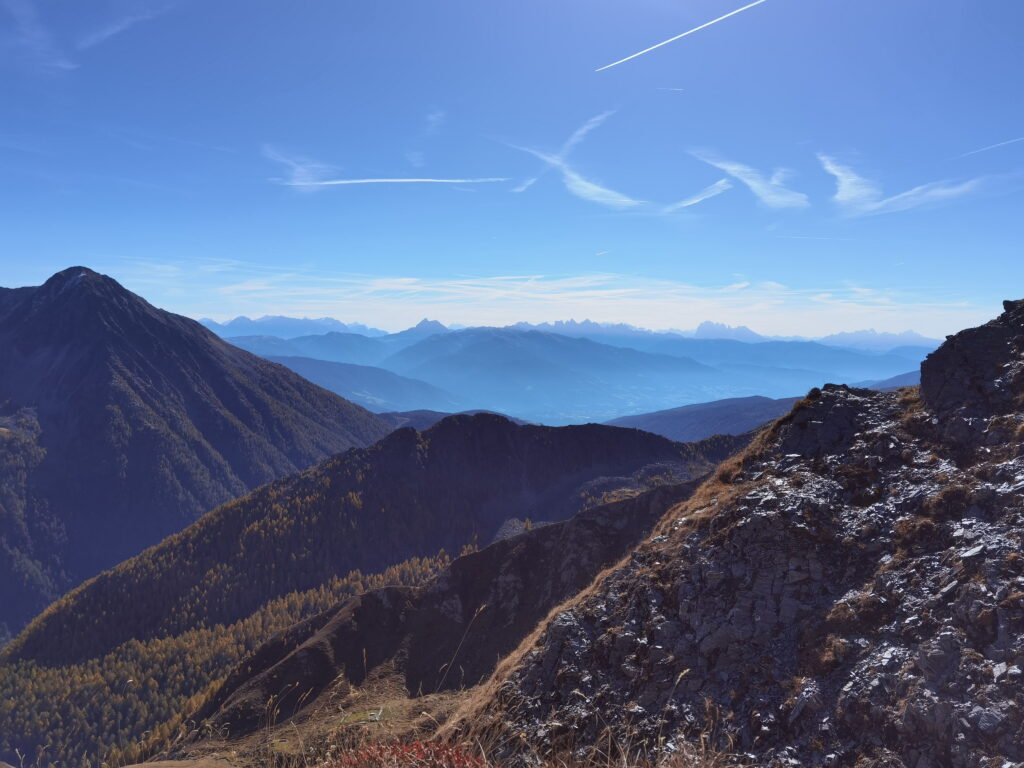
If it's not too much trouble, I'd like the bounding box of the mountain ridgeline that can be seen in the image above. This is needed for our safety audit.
[605,395,800,442]
[0,268,389,638]
[2,413,742,668]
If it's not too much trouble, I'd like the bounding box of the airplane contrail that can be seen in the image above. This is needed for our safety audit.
[958,136,1024,158]
[287,177,509,186]
[596,0,769,72]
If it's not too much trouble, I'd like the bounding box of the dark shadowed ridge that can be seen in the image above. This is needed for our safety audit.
[2,413,739,668]
[0,267,389,636]
[605,395,800,442]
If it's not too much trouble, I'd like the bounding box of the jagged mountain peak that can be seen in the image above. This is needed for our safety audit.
[6,266,199,354]
[692,319,765,342]
[0,267,388,637]
[33,266,140,309]
[413,317,447,331]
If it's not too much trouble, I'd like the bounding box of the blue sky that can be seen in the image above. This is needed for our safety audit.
[1,0,1022,335]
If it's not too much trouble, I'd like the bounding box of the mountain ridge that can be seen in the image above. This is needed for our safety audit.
[0,267,389,636]
[2,413,736,668]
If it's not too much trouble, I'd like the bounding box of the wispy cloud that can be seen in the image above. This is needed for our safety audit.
[511,113,734,212]
[662,179,732,212]
[514,146,644,208]
[512,177,539,194]
[692,151,809,209]
[263,145,336,189]
[958,136,1024,159]
[596,0,768,72]
[2,0,76,72]
[425,108,446,135]
[818,154,983,216]
[561,111,615,155]
[2,0,174,71]
[776,234,856,241]
[287,176,509,186]
[264,145,507,190]
[110,257,989,338]
[507,112,626,204]
[76,4,173,50]
[509,112,644,208]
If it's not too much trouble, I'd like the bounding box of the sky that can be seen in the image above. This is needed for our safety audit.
[1,0,1022,335]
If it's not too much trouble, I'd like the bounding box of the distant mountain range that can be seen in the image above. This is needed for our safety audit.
[225,321,922,423]
[0,268,389,639]
[503,319,940,352]
[207,315,941,353]
[200,315,387,338]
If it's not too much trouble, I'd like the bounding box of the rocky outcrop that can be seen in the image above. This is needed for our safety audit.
[453,301,1024,768]
[921,299,1024,419]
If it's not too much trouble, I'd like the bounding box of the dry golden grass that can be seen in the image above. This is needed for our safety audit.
[922,484,971,521]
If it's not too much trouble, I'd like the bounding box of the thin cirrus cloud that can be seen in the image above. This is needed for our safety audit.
[514,146,645,209]
[596,0,769,72]
[511,110,617,196]
[2,0,76,71]
[112,257,988,338]
[264,145,508,189]
[424,108,447,135]
[2,0,174,71]
[691,151,809,209]
[818,154,984,216]
[291,177,510,186]
[511,112,728,212]
[662,179,733,213]
[76,4,173,50]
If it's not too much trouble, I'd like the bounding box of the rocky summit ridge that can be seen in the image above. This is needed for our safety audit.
[447,301,1024,768]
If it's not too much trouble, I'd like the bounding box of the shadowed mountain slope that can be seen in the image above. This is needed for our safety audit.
[263,356,465,413]
[227,320,451,367]
[190,475,722,738]
[2,414,736,668]
[864,369,922,390]
[0,267,388,637]
[605,395,800,442]
[228,332,391,366]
